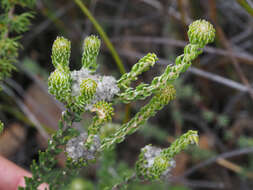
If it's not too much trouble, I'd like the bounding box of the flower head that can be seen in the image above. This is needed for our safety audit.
[48,68,71,102]
[51,36,71,69]
[188,19,215,47]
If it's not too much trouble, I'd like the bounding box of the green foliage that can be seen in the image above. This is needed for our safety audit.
[100,83,177,151]
[0,0,35,143]
[118,20,215,104]
[9,13,34,33]
[24,19,215,189]
[1,0,35,9]
[117,53,157,90]
[20,111,80,189]
[0,0,35,83]
[162,130,199,160]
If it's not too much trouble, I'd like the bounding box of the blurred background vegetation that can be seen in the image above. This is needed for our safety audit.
[1,0,253,189]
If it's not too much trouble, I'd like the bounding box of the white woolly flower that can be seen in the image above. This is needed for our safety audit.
[71,68,92,97]
[70,68,119,110]
[136,145,176,180]
[66,132,100,162]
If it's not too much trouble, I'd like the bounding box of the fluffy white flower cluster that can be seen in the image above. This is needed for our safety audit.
[71,68,119,110]
[66,132,100,162]
[142,145,176,179]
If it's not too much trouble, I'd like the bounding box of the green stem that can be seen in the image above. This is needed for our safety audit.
[74,0,126,75]
[100,91,171,151]
[236,0,253,17]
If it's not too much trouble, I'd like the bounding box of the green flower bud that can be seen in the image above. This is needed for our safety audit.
[188,19,215,47]
[136,130,198,181]
[82,35,101,72]
[52,36,71,69]
[155,84,176,105]
[75,78,97,111]
[135,145,175,180]
[80,78,97,99]
[91,101,114,122]
[48,68,71,102]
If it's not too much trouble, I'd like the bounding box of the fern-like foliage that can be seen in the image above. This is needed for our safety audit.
[0,0,35,85]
